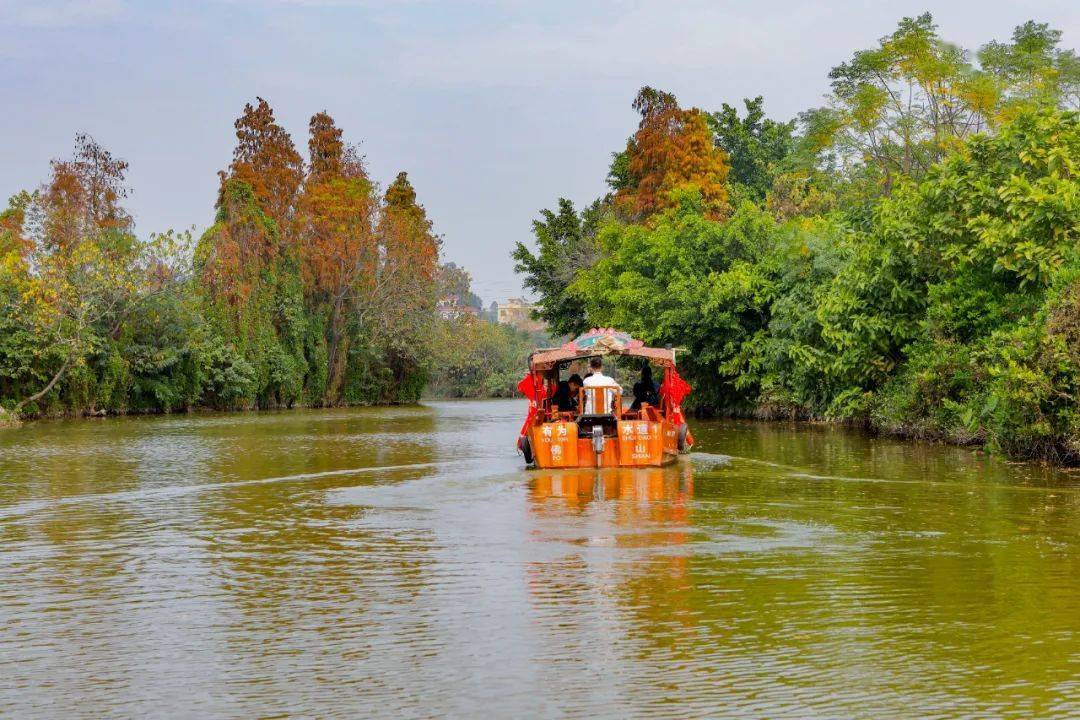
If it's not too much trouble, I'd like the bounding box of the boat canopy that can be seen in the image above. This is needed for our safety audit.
[528,328,677,371]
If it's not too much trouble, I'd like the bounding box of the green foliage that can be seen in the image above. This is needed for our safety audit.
[798,109,1080,460]
[1,105,448,419]
[806,13,1077,199]
[979,21,1080,116]
[572,192,792,412]
[512,198,606,336]
[425,318,533,398]
[509,17,1080,463]
[708,97,798,200]
[866,109,1080,459]
[524,88,1080,462]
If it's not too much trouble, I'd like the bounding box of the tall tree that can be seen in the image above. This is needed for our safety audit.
[198,99,311,409]
[198,179,278,306]
[610,87,730,221]
[3,137,159,415]
[708,96,797,200]
[373,172,440,395]
[220,97,303,231]
[296,112,377,401]
[979,21,1080,114]
[810,13,994,191]
[307,110,346,182]
[512,198,604,337]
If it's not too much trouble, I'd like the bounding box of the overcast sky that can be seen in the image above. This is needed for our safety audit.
[2,0,1078,304]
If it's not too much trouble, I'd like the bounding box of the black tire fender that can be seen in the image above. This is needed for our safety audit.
[677,423,689,452]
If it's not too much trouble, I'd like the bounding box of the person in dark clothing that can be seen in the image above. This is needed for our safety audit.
[552,374,583,413]
[551,381,572,412]
[565,374,583,412]
[631,365,659,410]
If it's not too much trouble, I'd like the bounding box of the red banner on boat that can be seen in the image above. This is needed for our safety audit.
[659,367,692,425]
[517,371,548,435]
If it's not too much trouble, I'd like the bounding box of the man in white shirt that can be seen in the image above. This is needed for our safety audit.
[582,357,618,415]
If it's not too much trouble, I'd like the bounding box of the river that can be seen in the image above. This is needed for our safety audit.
[0,399,1078,718]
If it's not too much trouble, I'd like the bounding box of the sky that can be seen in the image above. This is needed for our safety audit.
[2,0,1078,305]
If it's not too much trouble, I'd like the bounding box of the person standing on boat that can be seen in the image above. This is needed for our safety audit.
[582,357,617,414]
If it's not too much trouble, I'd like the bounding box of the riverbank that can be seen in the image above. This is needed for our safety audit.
[10,387,1076,470]
[513,23,1080,477]
[0,398,423,428]
[697,402,1080,467]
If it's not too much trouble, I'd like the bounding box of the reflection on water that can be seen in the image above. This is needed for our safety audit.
[531,464,693,502]
[1,401,1079,718]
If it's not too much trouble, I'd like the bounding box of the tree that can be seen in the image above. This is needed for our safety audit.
[979,21,1080,115]
[610,87,731,221]
[807,15,1078,194]
[708,96,797,200]
[437,262,482,309]
[198,103,309,410]
[1,137,164,415]
[810,13,997,191]
[512,198,604,337]
[371,172,440,399]
[197,179,278,307]
[220,97,304,231]
[296,112,377,402]
[307,110,346,182]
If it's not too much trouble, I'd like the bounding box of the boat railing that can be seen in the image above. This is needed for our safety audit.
[536,387,663,425]
[577,385,622,419]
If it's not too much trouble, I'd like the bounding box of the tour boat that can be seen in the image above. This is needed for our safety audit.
[516,328,693,468]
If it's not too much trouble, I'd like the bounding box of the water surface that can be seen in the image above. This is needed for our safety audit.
[1,400,1078,718]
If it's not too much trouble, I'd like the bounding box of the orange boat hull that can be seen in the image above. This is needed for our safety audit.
[528,418,681,468]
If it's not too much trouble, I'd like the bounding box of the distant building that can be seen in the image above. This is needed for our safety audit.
[497,297,546,333]
[437,296,479,321]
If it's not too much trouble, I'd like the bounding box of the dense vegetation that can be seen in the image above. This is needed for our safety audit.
[426,318,536,399]
[514,16,1080,463]
[424,259,541,399]
[0,99,456,418]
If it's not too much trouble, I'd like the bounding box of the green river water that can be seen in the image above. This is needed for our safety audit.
[0,399,1078,718]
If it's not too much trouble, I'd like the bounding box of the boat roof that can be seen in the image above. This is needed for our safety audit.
[529,329,677,371]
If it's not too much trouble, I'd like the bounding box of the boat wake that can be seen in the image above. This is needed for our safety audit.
[0,460,463,521]
[689,452,734,470]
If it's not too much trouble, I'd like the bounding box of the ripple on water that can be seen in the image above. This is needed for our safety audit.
[1,401,1079,718]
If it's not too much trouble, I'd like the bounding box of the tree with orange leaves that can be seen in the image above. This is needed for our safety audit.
[30,133,133,253]
[220,97,304,232]
[201,98,303,306]
[197,98,311,408]
[379,172,439,303]
[610,87,731,221]
[1,136,168,416]
[307,111,346,183]
[197,178,278,308]
[296,112,378,402]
